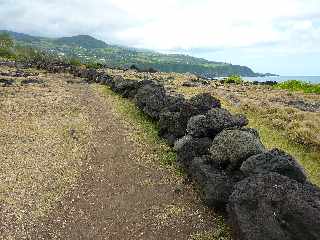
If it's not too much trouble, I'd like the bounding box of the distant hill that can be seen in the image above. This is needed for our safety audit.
[54,35,109,49]
[1,30,270,77]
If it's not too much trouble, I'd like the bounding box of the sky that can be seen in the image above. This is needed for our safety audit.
[0,0,319,75]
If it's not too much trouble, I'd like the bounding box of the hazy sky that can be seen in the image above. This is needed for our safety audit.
[0,0,319,75]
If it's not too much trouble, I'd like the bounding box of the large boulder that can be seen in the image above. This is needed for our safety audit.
[188,93,221,111]
[228,173,320,240]
[209,129,265,170]
[190,156,243,209]
[111,77,142,98]
[159,93,221,145]
[241,148,306,183]
[159,101,201,145]
[187,108,248,138]
[134,82,169,119]
[174,135,212,169]
[86,69,99,82]
[96,74,113,85]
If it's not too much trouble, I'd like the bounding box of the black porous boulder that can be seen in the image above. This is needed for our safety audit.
[228,173,320,240]
[241,148,307,183]
[158,93,221,145]
[134,81,169,119]
[174,135,212,169]
[187,108,248,138]
[188,93,221,111]
[190,156,241,210]
[209,129,265,170]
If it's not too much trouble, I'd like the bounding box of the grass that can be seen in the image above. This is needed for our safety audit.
[275,80,320,94]
[189,216,231,240]
[228,105,320,186]
[99,86,178,169]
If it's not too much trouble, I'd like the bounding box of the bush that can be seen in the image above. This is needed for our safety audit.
[68,57,82,66]
[225,75,244,84]
[275,80,320,94]
[85,61,103,69]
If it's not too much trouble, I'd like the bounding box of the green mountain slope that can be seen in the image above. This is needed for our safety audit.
[1,30,267,77]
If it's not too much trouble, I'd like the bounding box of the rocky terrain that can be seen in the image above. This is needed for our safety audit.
[1,59,320,240]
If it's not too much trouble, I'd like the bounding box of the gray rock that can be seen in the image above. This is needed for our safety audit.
[111,78,142,98]
[190,156,238,209]
[134,82,168,119]
[189,93,221,111]
[209,129,265,170]
[159,93,220,145]
[228,173,320,240]
[241,148,307,183]
[187,108,248,138]
[174,135,212,169]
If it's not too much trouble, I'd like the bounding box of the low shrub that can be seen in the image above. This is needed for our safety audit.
[275,80,320,94]
[225,75,244,84]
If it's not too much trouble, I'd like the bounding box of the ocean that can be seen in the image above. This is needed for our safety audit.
[243,76,320,84]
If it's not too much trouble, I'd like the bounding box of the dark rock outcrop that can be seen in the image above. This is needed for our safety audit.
[111,77,140,98]
[209,129,265,170]
[174,135,212,169]
[0,78,14,86]
[241,148,307,183]
[134,81,169,119]
[187,108,248,138]
[159,93,221,145]
[190,156,240,209]
[188,93,221,111]
[228,173,320,240]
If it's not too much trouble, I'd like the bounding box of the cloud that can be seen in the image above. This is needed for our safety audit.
[0,0,319,74]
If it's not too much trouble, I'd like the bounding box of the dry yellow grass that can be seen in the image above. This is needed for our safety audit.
[0,68,94,238]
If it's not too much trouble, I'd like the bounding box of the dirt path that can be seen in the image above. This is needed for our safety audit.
[0,67,222,239]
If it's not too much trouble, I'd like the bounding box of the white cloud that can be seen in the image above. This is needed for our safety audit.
[114,0,320,53]
[0,0,319,74]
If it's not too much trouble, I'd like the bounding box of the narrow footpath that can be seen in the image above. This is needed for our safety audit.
[0,66,223,239]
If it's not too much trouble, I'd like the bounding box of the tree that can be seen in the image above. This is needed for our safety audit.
[0,33,14,49]
[0,33,14,58]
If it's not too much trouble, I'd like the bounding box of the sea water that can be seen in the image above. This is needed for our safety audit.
[243,76,320,84]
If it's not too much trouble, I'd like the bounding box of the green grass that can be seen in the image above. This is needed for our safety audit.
[275,80,320,94]
[244,111,320,186]
[220,100,320,186]
[225,75,244,84]
[99,86,178,169]
[189,216,231,240]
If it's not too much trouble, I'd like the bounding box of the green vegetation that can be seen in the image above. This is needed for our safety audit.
[0,30,264,77]
[0,32,14,58]
[189,216,231,240]
[275,80,320,94]
[99,86,178,169]
[227,103,320,186]
[225,75,244,84]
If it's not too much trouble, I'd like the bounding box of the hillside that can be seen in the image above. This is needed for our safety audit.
[1,30,266,77]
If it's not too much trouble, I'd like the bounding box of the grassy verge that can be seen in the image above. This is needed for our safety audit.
[98,86,231,240]
[275,80,320,94]
[227,104,320,186]
[99,86,178,170]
